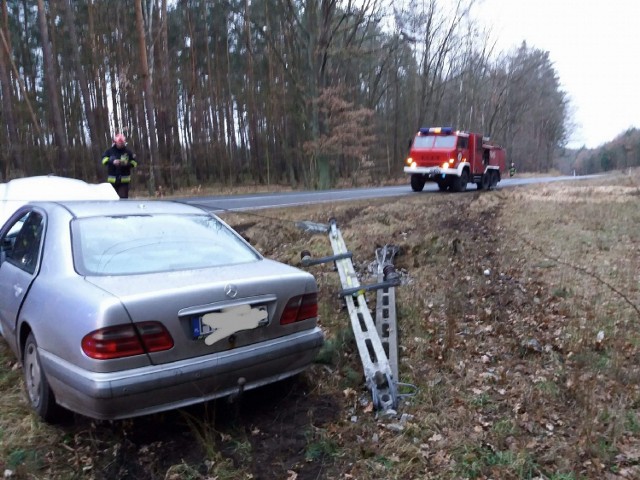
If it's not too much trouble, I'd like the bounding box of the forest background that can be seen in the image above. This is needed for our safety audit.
[0,0,638,195]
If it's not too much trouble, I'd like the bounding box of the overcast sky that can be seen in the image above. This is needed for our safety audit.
[474,0,639,149]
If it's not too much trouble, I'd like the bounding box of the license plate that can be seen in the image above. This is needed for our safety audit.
[191,316,213,339]
[191,305,268,341]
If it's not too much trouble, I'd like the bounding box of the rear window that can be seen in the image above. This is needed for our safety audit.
[72,214,260,275]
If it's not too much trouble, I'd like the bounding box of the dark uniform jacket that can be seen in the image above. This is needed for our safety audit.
[101,145,138,184]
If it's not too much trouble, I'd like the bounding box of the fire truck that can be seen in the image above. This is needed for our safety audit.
[404,127,507,192]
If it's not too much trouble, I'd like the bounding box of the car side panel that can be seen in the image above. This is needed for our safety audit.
[19,274,153,372]
[0,207,45,351]
[0,262,32,355]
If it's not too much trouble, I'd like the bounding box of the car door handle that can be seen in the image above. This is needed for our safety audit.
[13,284,23,297]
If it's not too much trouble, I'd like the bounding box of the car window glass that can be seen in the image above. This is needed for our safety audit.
[72,213,260,275]
[2,211,44,275]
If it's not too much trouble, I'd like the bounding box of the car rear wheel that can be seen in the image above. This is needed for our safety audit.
[23,333,61,422]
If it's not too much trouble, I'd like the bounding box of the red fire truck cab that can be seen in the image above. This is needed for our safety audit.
[404,127,507,192]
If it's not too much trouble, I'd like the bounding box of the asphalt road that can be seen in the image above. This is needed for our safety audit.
[179,175,596,213]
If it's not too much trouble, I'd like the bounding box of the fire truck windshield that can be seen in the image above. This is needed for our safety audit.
[413,135,457,149]
[413,135,435,148]
[434,136,456,148]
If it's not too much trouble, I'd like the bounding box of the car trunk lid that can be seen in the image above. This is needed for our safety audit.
[84,259,317,364]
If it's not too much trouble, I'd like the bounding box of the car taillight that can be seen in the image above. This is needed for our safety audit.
[280,293,318,325]
[136,322,175,352]
[81,322,174,360]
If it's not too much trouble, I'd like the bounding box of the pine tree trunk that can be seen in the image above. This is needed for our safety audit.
[0,10,18,178]
[61,0,100,161]
[134,0,161,194]
[36,0,69,174]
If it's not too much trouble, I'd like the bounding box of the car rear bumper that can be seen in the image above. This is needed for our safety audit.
[39,327,324,420]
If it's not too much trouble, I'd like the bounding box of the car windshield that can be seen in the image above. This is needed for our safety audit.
[72,214,260,275]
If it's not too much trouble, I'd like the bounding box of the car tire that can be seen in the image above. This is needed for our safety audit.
[23,333,62,422]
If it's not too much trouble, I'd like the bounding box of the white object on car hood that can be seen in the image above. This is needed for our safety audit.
[0,175,119,228]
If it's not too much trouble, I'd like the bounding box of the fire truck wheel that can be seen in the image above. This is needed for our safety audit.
[490,171,499,188]
[451,171,468,192]
[436,179,447,191]
[481,173,491,190]
[459,170,469,192]
[410,174,426,192]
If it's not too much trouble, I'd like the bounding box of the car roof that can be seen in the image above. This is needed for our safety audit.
[29,199,208,218]
[0,175,120,227]
[0,175,119,201]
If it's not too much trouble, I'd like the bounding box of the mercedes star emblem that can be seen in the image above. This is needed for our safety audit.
[224,284,238,298]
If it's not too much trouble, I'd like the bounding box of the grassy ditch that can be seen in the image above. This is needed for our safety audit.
[1,172,640,479]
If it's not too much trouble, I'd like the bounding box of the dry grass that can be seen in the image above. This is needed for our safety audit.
[2,170,640,479]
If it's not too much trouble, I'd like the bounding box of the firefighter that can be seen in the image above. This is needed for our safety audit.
[101,133,138,198]
[509,162,516,177]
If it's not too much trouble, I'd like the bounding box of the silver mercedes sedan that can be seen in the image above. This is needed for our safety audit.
[0,199,323,422]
